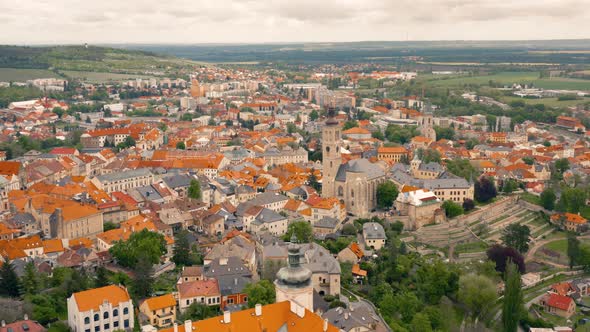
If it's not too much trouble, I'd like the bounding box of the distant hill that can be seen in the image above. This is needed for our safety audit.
[0,45,200,76]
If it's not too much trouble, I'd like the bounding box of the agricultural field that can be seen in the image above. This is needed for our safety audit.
[423,71,590,91]
[59,70,155,84]
[0,68,62,81]
[500,95,590,108]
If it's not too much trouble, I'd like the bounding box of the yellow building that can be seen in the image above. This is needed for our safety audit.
[377,146,409,163]
[139,294,176,328]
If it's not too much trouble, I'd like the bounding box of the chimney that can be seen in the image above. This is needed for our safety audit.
[1,321,5,327]
[323,319,328,332]
[173,323,178,332]
[255,303,262,316]
[23,314,28,321]
[184,320,191,332]
[344,312,349,320]
[223,311,231,324]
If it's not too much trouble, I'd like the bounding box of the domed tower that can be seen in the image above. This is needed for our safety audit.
[322,109,341,198]
[275,236,314,312]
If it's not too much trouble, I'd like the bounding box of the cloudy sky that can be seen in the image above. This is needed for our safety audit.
[2,0,589,44]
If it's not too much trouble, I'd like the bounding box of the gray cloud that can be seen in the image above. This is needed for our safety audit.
[0,0,587,43]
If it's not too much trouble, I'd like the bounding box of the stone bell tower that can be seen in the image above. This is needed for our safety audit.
[321,109,341,198]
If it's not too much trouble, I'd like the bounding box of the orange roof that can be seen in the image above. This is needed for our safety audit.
[0,161,21,176]
[412,136,433,143]
[348,242,364,259]
[69,237,93,249]
[352,264,367,277]
[143,294,176,311]
[159,301,339,332]
[378,146,408,154]
[72,285,131,312]
[551,212,587,225]
[343,127,370,135]
[42,239,64,254]
[551,282,574,296]
[0,223,18,236]
[545,293,573,311]
[178,279,220,299]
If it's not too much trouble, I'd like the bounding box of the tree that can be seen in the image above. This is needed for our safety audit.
[176,141,186,150]
[28,294,58,325]
[188,179,202,200]
[419,149,441,164]
[487,245,526,274]
[410,312,433,332]
[286,123,297,134]
[522,156,534,165]
[123,136,135,148]
[95,266,110,287]
[501,223,531,254]
[103,222,118,232]
[376,181,399,209]
[0,261,20,297]
[307,173,321,192]
[180,303,219,321]
[554,158,570,174]
[243,280,275,308]
[502,179,519,193]
[372,129,384,141]
[540,188,556,210]
[458,273,497,322]
[556,187,587,214]
[441,200,464,218]
[462,198,475,212]
[283,221,313,243]
[341,223,357,235]
[109,229,166,268]
[434,126,455,140]
[342,120,359,130]
[21,262,39,295]
[173,230,192,267]
[475,176,497,203]
[502,261,523,332]
[85,116,91,123]
[262,260,286,281]
[132,252,155,298]
[309,110,319,121]
[445,159,478,181]
[567,233,581,269]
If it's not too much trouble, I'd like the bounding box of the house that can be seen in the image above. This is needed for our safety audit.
[351,264,367,283]
[0,318,46,332]
[177,279,221,312]
[139,294,176,328]
[158,301,338,332]
[539,293,576,318]
[67,285,134,332]
[178,266,204,283]
[323,300,387,332]
[337,242,364,264]
[362,222,386,250]
[550,212,588,232]
[204,257,252,309]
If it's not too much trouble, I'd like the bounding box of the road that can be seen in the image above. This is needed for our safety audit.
[526,235,590,269]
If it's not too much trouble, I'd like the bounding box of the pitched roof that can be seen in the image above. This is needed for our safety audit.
[159,301,339,332]
[545,293,573,311]
[142,294,176,311]
[72,285,131,312]
[178,279,220,299]
[348,242,364,259]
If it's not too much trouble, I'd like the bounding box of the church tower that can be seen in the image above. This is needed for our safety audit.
[275,236,314,312]
[322,110,341,198]
[419,113,436,141]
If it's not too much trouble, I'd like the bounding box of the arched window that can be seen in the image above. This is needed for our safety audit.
[113,309,119,317]
[94,314,99,321]
[326,146,330,153]
[84,317,90,325]
[350,189,354,198]
[338,186,343,196]
[103,312,109,319]
[123,307,129,315]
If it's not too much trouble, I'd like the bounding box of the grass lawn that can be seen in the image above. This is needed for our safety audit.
[545,239,568,254]
[0,68,62,81]
[500,95,590,108]
[520,193,541,206]
[454,241,488,254]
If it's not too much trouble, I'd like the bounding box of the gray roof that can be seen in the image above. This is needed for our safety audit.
[324,301,384,332]
[248,192,289,206]
[253,208,286,225]
[335,158,385,182]
[422,177,471,190]
[204,257,252,296]
[96,168,152,183]
[363,222,386,240]
[162,174,193,189]
[419,162,444,173]
[301,242,341,274]
[314,216,339,229]
[134,185,164,201]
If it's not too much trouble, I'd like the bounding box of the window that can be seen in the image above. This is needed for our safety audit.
[94,327,100,332]
[243,297,248,302]
[84,317,90,325]
[104,324,109,331]
[113,322,119,328]
[113,309,118,317]
[123,308,129,315]
[124,320,129,329]
[94,314,99,322]
[103,312,109,319]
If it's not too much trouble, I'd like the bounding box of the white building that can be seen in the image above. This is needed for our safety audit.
[67,285,134,332]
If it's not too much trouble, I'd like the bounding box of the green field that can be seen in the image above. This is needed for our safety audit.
[501,95,590,108]
[545,239,567,253]
[0,68,62,81]
[59,70,155,83]
[424,71,590,91]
